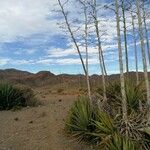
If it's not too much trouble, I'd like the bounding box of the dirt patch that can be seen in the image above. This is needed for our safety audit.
[0,90,92,150]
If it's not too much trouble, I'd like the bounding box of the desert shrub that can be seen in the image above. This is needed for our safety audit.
[65,95,149,149]
[91,110,116,143]
[65,96,99,142]
[78,88,87,94]
[96,81,146,114]
[105,134,137,150]
[17,85,38,106]
[94,111,149,150]
[125,81,146,112]
[0,83,37,110]
[96,81,121,101]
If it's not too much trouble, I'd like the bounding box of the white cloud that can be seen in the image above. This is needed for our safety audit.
[47,47,76,57]
[0,0,59,42]
[12,59,34,65]
[14,49,38,55]
[36,59,54,64]
[26,49,37,54]
[0,58,10,66]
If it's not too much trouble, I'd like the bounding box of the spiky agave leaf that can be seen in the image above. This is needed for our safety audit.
[0,83,26,110]
[65,96,98,142]
[125,81,145,112]
[106,134,137,150]
[91,111,116,146]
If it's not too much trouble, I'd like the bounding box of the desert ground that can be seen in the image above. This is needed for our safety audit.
[0,87,93,150]
[0,69,149,150]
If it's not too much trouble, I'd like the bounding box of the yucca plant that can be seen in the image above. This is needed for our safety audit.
[105,134,138,150]
[125,81,146,112]
[0,83,26,110]
[66,80,149,149]
[0,83,36,110]
[96,81,121,101]
[97,80,146,114]
[139,127,150,149]
[65,96,99,142]
[91,111,116,143]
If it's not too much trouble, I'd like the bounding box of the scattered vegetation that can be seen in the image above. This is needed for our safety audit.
[0,83,37,110]
[96,81,146,115]
[65,84,150,149]
[65,97,99,142]
[78,87,87,95]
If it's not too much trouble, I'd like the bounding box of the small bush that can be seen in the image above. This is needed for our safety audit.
[78,88,87,94]
[65,96,99,142]
[92,110,116,143]
[96,81,146,114]
[0,83,37,110]
[18,85,38,106]
[125,81,146,112]
[65,96,149,149]
[105,134,137,150]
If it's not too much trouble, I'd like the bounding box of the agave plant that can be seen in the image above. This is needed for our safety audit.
[66,80,149,149]
[65,96,98,142]
[105,134,137,150]
[97,80,146,114]
[91,110,116,143]
[0,83,36,110]
[0,83,26,110]
[125,81,145,112]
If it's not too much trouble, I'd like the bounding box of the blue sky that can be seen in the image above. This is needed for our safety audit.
[0,0,149,75]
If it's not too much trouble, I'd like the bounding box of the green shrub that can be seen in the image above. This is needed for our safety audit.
[78,88,87,94]
[125,81,145,112]
[92,111,116,143]
[65,97,149,149]
[18,85,38,106]
[0,83,36,110]
[65,96,99,142]
[96,81,146,113]
[66,80,149,149]
[105,134,137,150]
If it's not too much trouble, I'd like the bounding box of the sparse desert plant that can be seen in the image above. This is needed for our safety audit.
[105,133,137,150]
[65,96,99,142]
[65,95,150,149]
[17,85,38,106]
[125,81,146,112]
[0,83,37,110]
[91,110,116,143]
[92,111,149,149]
[96,80,146,114]
[78,87,87,95]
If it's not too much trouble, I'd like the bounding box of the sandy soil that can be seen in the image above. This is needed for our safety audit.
[0,89,93,150]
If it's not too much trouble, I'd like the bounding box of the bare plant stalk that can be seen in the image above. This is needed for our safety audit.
[58,0,93,100]
[142,1,150,65]
[115,0,127,123]
[136,0,150,122]
[131,11,139,85]
[79,0,92,101]
[121,0,129,74]
[131,9,142,111]
[57,0,87,75]
[92,0,107,102]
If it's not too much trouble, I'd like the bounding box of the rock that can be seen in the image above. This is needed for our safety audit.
[14,117,19,121]
[29,121,33,124]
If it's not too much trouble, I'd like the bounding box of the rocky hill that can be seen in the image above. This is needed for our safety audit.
[0,68,148,87]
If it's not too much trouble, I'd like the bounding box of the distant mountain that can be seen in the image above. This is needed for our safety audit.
[0,68,32,80]
[0,68,148,87]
